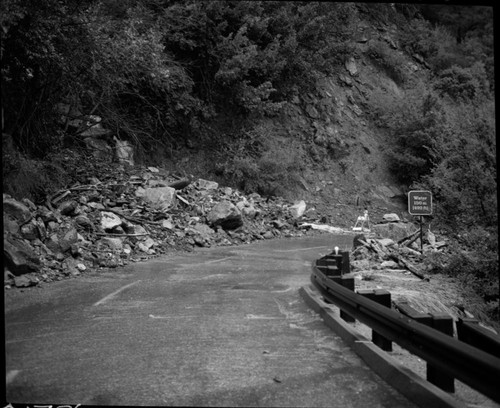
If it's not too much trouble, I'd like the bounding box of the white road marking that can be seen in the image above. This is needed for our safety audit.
[273,246,330,253]
[246,314,280,320]
[6,370,20,384]
[93,280,140,306]
[203,256,233,264]
[148,314,194,319]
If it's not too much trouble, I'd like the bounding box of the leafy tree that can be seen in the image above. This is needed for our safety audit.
[422,101,496,227]
[1,0,95,156]
[371,86,445,184]
[84,2,206,154]
[433,63,490,101]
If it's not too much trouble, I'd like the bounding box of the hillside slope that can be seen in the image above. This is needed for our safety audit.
[175,19,425,229]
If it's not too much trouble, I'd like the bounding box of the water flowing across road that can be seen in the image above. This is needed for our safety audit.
[5,235,417,407]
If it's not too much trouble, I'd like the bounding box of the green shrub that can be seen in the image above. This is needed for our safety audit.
[433,63,490,101]
[422,228,498,323]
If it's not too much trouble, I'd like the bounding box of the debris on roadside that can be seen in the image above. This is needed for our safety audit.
[3,164,346,288]
[351,226,448,280]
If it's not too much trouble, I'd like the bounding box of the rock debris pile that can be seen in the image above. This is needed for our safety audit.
[350,217,448,280]
[4,165,337,288]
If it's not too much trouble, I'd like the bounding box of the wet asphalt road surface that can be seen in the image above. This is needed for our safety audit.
[5,235,417,407]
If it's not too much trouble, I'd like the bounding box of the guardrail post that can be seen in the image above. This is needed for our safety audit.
[325,251,350,275]
[395,302,432,326]
[340,274,356,323]
[317,257,342,277]
[357,289,392,351]
[426,314,455,393]
[456,318,500,359]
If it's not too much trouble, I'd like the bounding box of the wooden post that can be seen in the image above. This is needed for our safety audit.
[340,274,356,323]
[426,314,455,392]
[357,289,392,351]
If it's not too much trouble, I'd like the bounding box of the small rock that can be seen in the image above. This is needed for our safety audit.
[380,260,399,269]
[38,206,58,224]
[58,200,78,216]
[377,238,396,247]
[263,231,274,239]
[88,202,106,210]
[20,222,39,241]
[345,56,358,76]
[98,237,123,251]
[197,179,219,190]
[383,213,400,223]
[101,211,122,231]
[14,275,35,288]
[162,219,174,229]
[75,215,93,230]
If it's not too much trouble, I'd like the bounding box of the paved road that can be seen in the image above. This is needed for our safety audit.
[5,235,417,407]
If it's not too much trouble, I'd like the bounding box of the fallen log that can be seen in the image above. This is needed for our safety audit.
[387,251,428,280]
[95,232,150,237]
[168,178,192,190]
[397,230,420,247]
[358,239,387,258]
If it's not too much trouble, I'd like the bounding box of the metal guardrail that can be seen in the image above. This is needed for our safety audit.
[311,258,500,403]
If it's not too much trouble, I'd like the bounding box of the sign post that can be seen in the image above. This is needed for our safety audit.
[408,190,433,253]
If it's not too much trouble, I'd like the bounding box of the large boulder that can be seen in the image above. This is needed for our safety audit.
[371,222,417,242]
[290,200,307,219]
[207,201,243,230]
[60,227,78,252]
[142,186,177,211]
[3,198,32,224]
[4,234,41,275]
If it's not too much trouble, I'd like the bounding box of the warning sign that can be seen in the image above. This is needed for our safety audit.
[408,190,432,215]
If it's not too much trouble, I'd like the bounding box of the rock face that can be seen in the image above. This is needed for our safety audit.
[207,201,243,230]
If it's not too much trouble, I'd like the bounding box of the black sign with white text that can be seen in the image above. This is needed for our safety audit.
[408,190,432,215]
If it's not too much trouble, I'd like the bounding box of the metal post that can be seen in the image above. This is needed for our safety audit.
[420,215,423,253]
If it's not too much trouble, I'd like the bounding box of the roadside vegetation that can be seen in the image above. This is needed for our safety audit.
[1,1,497,321]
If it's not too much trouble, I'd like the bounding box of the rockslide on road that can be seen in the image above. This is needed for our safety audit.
[5,235,417,407]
